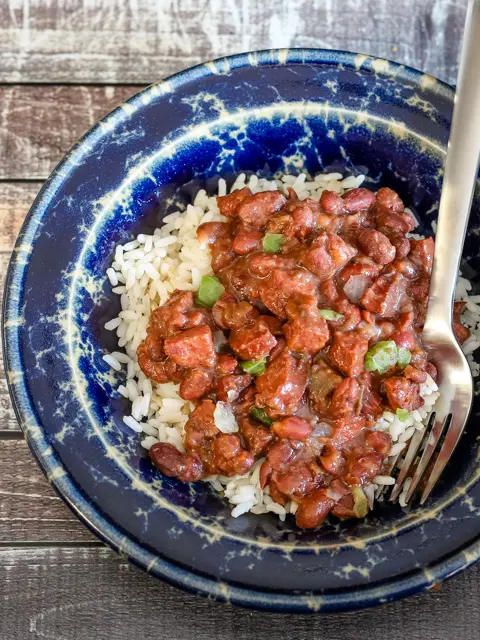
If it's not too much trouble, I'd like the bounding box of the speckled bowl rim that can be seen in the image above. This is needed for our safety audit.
[3,48,479,613]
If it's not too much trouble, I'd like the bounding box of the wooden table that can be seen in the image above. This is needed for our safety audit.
[1,1,479,637]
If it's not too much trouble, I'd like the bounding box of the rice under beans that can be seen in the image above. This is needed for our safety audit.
[101,171,475,520]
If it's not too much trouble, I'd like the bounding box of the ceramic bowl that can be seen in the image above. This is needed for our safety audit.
[3,49,480,613]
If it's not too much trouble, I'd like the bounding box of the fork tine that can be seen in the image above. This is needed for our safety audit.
[420,398,471,504]
[403,407,450,503]
[389,428,425,502]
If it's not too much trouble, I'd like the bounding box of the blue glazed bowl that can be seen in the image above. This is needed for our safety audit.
[3,49,480,612]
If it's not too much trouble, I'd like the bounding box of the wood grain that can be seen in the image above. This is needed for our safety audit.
[0,181,42,252]
[0,85,140,180]
[0,440,96,542]
[0,181,43,430]
[0,546,478,640]
[0,0,468,86]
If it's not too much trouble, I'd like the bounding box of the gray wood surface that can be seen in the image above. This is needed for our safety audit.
[0,0,469,86]
[0,0,478,637]
[0,547,479,640]
[0,86,139,180]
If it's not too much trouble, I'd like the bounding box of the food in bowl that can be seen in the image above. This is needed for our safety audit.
[102,171,475,528]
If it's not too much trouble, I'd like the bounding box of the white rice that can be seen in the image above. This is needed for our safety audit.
[101,171,479,519]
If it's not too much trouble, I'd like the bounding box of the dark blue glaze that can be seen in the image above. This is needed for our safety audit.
[3,49,480,612]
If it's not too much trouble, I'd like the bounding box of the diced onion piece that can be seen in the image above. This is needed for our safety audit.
[397,347,412,369]
[343,274,370,304]
[196,275,225,308]
[250,406,274,426]
[352,486,369,518]
[325,486,345,501]
[319,308,344,321]
[262,233,285,254]
[241,358,266,375]
[364,340,398,374]
[214,401,239,433]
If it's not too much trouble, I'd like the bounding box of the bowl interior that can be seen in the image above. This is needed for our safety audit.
[6,51,480,604]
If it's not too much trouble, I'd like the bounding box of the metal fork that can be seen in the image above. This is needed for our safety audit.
[390,0,480,505]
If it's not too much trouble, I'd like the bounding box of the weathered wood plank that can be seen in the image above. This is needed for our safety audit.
[0,182,42,430]
[0,86,140,180]
[0,440,96,542]
[0,0,468,86]
[0,181,41,252]
[0,546,478,640]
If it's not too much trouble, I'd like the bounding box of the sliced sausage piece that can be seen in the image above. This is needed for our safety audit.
[184,400,219,453]
[283,295,330,354]
[360,273,407,317]
[408,237,435,274]
[179,368,215,400]
[357,228,396,265]
[216,186,252,216]
[239,418,274,456]
[329,377,361,419]
[248,253,297,277]
[218,254,263,302]
[229,318,277,360]
[259,267,318,319]
[164,325,216,369]
[365,430,392,456]
[255,347,310,417]
[347,451,384,483]
[236,191,287,227]
[148,291,195,338]
[216,374,253,403]
[409,274,430,303]
[298,232,357,280]
[328,331,368,377]
[331,414,367,446]
[383,376,424,411]
[216,354,238,375]
[358,372,383,421]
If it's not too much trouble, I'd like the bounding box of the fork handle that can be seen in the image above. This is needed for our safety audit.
[425,0,480,329]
